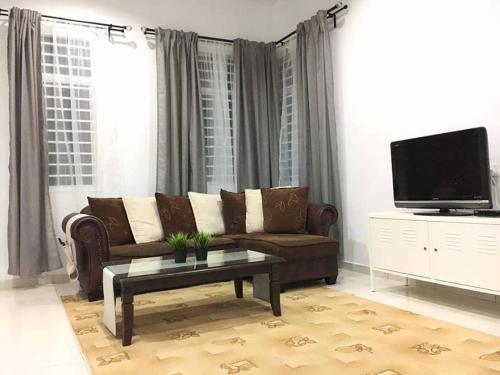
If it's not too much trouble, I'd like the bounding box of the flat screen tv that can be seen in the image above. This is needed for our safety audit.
[391,127,492,214]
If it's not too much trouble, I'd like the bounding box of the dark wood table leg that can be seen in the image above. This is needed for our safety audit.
[269,265,281,316]
[121,286,134,346]
[234,278,243,298]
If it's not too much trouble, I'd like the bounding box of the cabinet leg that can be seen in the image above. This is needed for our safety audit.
[370,268,375,292]
[405,277,409,287]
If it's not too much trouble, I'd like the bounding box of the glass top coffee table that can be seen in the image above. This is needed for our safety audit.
[102,248,285,346]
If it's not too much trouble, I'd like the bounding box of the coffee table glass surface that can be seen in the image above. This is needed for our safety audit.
[104,249,280,280]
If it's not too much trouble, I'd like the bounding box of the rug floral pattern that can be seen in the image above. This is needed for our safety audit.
[61,282,500,374]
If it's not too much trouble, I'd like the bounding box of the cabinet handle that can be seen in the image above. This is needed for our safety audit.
[434,248,438,252]
[423,247,427,251]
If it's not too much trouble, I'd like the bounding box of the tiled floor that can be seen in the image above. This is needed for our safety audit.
[0,282,87,375]
[1,268,500,374]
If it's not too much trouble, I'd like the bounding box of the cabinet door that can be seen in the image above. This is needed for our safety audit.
[403,221,430,277]
[469,224,500,291]
[369,219,403,272]
[430,222,472,285]
[369,218,429,277]
[431,222,500,291]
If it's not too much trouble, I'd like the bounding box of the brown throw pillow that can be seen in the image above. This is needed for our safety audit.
[261,187,309,234]
[87,197,135,246]
[155,193,198,236]
[220,189,246,234]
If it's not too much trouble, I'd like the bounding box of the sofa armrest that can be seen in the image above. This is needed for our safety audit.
[306,203,339,237]
[63,213,110,300]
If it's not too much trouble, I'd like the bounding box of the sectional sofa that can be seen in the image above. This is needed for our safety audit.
[63,201,339,301]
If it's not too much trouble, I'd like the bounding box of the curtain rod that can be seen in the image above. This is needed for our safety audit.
[0,7,131,33]
[275,2,348,45]
[141,1,348,45]
[141,27,233,44]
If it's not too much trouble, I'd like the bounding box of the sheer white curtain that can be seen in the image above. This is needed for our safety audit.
[278,40,299,187]
[42,24,97,187]
[198,40,236,193]
[41,23,106,239]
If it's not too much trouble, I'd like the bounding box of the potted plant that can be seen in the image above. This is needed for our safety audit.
[167,232,189,263]
[193,231,213,261]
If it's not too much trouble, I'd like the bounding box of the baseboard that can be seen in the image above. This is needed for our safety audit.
[340,261,370,274]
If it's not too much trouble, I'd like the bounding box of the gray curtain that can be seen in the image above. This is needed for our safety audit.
[7,7,62,276]
[156,28,206,195]
[296,11,342,239]
[234,39,280,190]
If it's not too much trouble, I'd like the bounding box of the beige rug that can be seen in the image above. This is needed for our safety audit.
[62,282,500,375]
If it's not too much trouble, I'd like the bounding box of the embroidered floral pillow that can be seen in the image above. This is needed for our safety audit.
[155,193,198,237]
[220,190,246,234]
[87,197,135,246]
[261,187,309,234]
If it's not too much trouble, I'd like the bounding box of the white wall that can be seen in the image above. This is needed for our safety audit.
[0,0,275,284]
[271,0,500,266]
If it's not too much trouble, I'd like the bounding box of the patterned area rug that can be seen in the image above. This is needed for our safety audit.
[62,282,500,375]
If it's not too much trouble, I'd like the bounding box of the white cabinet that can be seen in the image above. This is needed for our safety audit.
[369,212,500,296]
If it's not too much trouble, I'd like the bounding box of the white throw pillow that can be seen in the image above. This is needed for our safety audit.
[245,189,264,233]
[122,197,164,244]
[188,192,225,235]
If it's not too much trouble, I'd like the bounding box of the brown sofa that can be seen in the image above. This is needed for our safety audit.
[63,203,339,301]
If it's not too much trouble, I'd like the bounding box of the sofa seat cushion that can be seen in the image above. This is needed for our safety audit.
[189,237,237,251]
[110,241,172,258]
[222,233,338,261]
[110,237,237,259]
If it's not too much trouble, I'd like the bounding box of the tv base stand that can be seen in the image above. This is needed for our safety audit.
[413,208,473,216]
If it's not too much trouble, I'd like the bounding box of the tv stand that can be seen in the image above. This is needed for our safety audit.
[413,208,473,217]
[369,212,500,297]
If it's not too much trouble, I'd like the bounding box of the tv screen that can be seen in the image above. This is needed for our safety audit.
[391,127,491,209]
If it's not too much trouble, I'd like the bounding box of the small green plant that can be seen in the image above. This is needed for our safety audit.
[168,232,189,263]
[168,232,188,249]
[193,231,213,261]
[193,231,213,249]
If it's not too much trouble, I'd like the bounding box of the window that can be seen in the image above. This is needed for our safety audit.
[198,40,236,193]
[42,32,96,186]
[278,42,299,186]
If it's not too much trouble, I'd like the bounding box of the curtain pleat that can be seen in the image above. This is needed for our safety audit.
[156,28,206,195]
[296,10,342,242]
[233,39,281,190]
[7,7,62,276]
